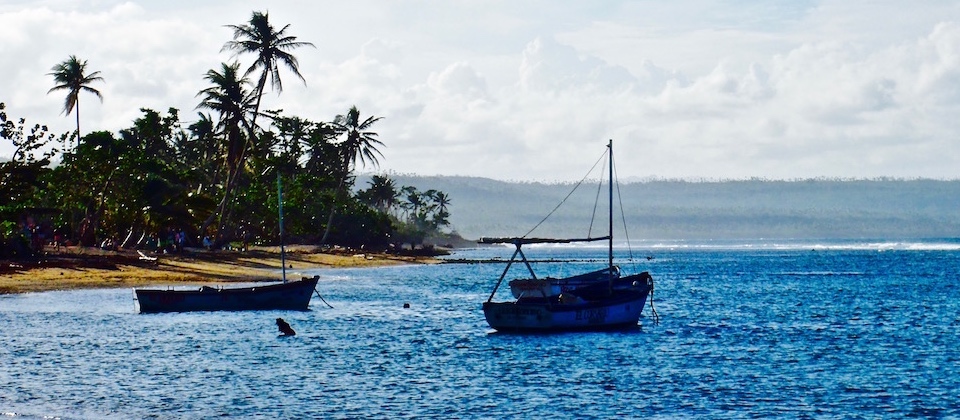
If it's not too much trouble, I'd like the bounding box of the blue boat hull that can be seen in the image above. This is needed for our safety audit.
[483,273,652,332]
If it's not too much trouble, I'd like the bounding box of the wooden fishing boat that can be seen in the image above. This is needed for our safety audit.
[135,174,324,313]
[135,275,320,313]
[481,140,656,332]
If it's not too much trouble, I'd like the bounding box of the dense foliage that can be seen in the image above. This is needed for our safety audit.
[0,103,452,258]
[0,11,452,258]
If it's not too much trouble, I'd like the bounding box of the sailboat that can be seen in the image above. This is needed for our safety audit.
[135,175,320,313]
[481,140,655,332]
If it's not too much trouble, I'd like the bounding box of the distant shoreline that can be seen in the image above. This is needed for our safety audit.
[0,245,441,295]
[362,175,960,240]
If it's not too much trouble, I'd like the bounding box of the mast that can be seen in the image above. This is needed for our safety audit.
[608,140,614,286]
[278,173,287,283]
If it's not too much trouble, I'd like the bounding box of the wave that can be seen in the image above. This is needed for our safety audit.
[642,239,960,251]
[481,238,960,251]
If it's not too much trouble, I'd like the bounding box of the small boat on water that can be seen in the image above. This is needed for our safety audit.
[135,275,320,313]
[135,174,324,313]
[481,140,655,332]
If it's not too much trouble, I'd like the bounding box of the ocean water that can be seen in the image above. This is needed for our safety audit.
[2,240,960,419]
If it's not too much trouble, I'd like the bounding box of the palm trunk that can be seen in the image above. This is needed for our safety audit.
[75,99,81,151]
[201,75,267,248]
[78,166,118,246]
[205,163,241,247]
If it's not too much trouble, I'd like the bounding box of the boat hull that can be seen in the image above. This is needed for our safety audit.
[135,276,319,313]
[484,277,651,332]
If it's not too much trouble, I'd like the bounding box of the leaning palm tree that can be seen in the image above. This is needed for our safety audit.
[222,10,314,140]
[47,55,104,149]
[196,62,258,244]
[197,62,257,178]
[319,105,385,245]
[219,11,313,246]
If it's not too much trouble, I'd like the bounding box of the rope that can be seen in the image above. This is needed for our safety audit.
[613,156,637,263]
[648,277,660,325]
[523,149,607,238]
[314,288,334,309]
[587,160,605,237]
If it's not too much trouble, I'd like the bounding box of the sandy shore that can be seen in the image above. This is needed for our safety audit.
[0,245,441,295]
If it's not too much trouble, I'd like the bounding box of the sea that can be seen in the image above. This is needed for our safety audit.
[2,239,960,419]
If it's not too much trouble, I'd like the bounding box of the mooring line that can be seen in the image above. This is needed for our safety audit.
[314,288,334,309]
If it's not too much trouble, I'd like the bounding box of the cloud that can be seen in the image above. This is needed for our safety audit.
[3,1,960,181]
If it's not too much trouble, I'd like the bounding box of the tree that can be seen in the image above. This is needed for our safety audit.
[366,174,399,214]
[320,106,385,244]
[217,11,313,245]
[197,62,256,179]
[430,190,452,229]
[47,55,104,148]
[222,10,314,141]
[196,62,258,244]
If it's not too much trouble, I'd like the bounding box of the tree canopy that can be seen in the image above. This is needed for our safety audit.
[1,11,453,259]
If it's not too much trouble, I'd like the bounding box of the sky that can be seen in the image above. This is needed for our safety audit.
[2,0,959,181]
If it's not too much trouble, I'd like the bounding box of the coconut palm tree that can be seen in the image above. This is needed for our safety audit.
[47,55,104,149]
[319,106,385,244]
[197,62,256,178]
[222,10,314,140]
[432,191,451,214]
[218,11,313,245]
[335,106,385,172]
[367,174,399,214]
[196,61,258,244]
[429,190,452,229]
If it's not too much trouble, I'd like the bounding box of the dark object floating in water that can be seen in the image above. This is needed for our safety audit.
[276,317,296,336]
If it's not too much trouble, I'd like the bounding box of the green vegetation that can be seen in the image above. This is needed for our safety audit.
[0,11,453,259]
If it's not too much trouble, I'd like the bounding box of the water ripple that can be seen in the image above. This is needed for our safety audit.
[2,248,959,418]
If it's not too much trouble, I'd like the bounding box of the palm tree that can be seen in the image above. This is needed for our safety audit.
[335,106,385,171]
[405,188,425,219]
[197,62,256,177]
[432,191,451,214]
[222,11,314,141]
[218,11,313,246]
[319,106,385,244]
[196,62,258,244]
[47,55,104,149]
[430,191,452,229]
[367,174,399,214]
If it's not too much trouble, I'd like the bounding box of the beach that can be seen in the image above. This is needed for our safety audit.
[0,245,439,295]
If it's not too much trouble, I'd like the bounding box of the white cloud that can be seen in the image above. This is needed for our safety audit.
[2,1,960,181]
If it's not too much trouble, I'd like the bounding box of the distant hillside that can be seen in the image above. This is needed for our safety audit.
[356,175,960,241]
